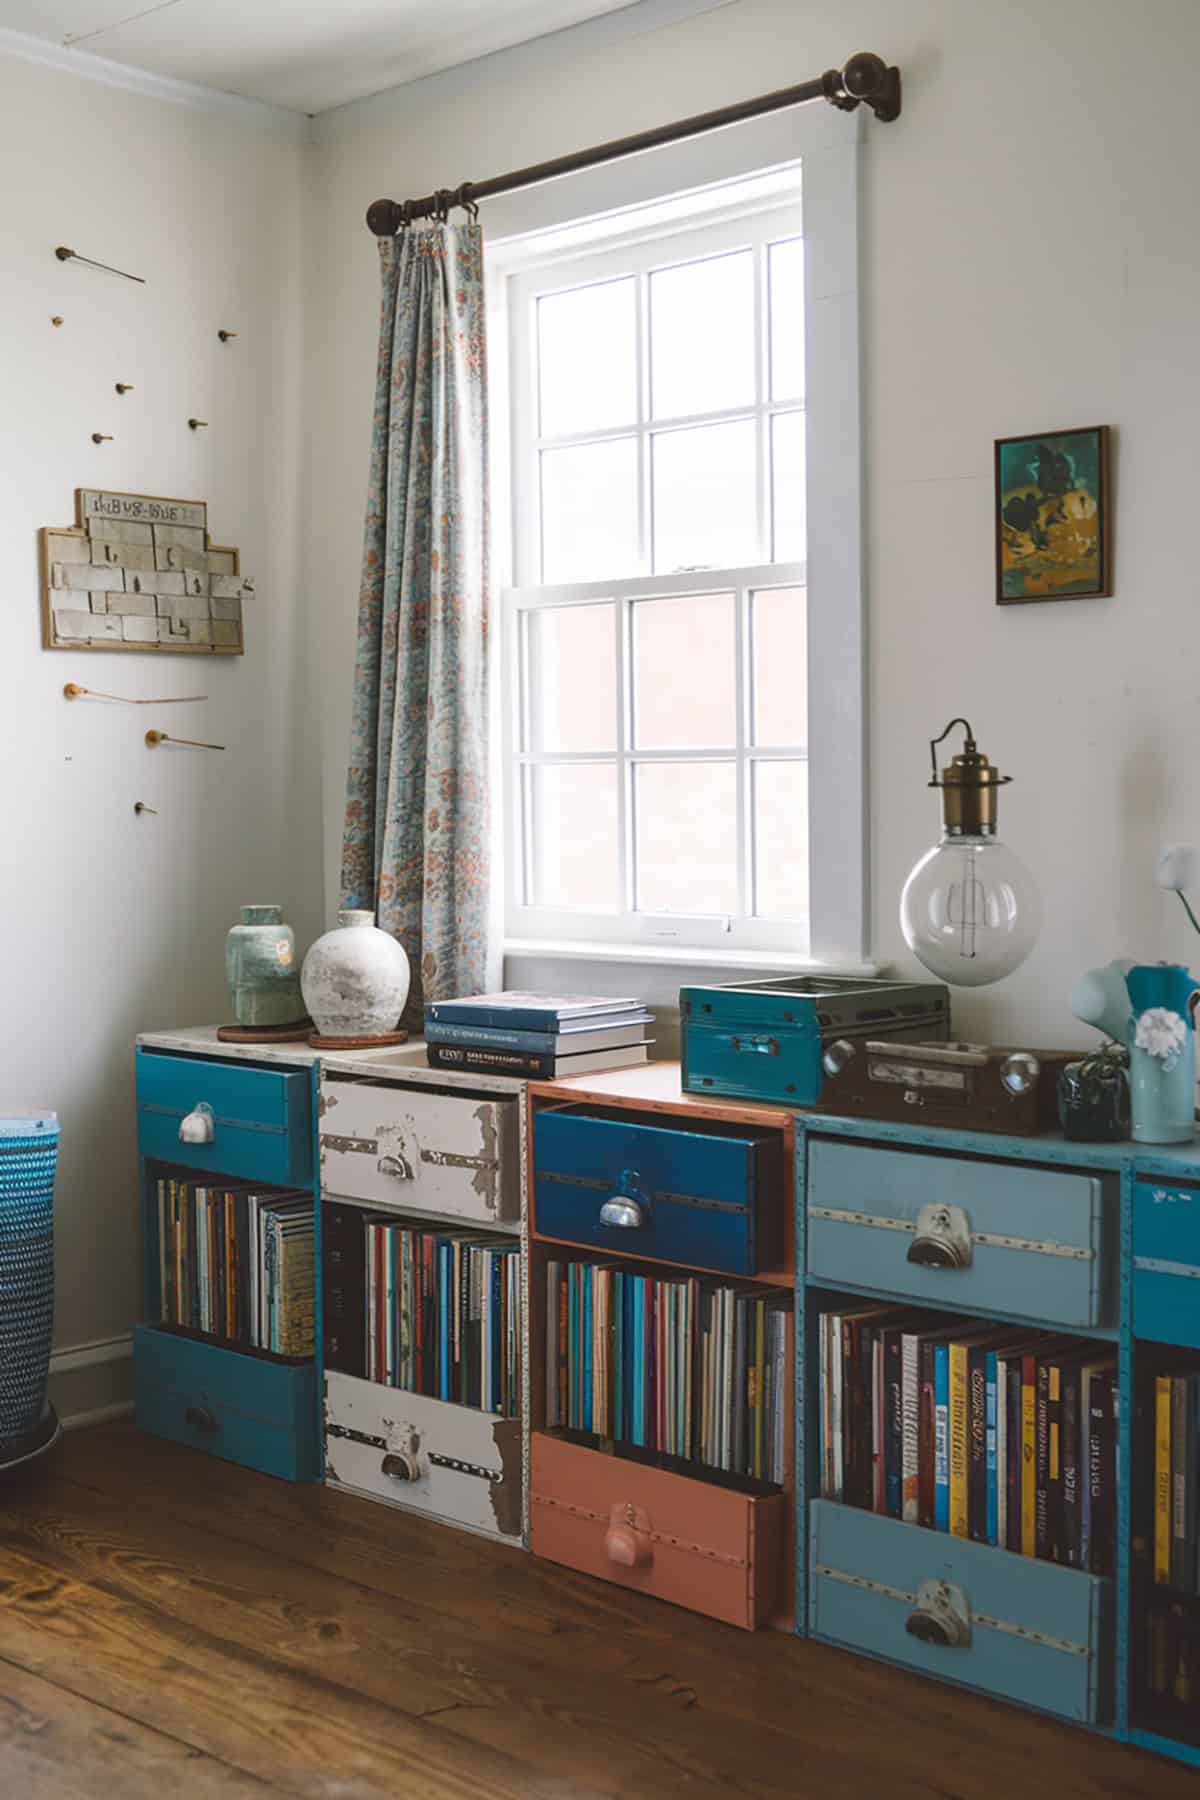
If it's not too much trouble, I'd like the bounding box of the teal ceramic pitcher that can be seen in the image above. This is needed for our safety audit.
[1126,962,1200,1145]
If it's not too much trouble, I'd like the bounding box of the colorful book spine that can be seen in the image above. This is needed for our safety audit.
[948,1342,969,1540]
[934,1343,951,1533]
[1155,1374,1172,1586]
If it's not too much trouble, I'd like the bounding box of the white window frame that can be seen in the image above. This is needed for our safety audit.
[487,106,867,970]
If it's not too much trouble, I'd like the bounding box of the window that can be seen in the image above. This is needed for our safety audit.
[495,136,866,966]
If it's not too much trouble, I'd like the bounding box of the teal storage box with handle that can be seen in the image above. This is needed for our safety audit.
[680,976,949,1107]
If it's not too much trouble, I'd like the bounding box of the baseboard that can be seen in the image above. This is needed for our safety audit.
[48,1333,134,1427]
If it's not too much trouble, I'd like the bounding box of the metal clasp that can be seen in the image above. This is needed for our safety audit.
[905,1578,971,1648]
[907,1202,972,1269]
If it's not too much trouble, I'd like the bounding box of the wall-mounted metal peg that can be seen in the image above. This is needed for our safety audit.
[65,683,207,705]
[188,418,209,431]
[55,245,145,284]
[51,316,63,327]
[217,329,238,342]
[91,433,112,444]
[146,729,225,751]
[115,383,134,395]
[133,801,158,815]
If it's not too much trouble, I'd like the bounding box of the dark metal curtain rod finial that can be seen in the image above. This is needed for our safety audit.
[365,52,899,236]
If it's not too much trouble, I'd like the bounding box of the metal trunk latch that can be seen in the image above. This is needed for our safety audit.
[605,1501,654,1568]
[905,1578,972,1648]
[907,1202,972,1269]
[600,1169,649,1230]
[381,1427,422,1484]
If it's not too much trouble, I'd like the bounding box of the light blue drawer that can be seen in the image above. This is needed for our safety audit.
[806,1137,1114,1328]
[136,1047,312,1187]
[133,1324,318,1481]
[810,1500,1112,1724]
[1133,1179,1200,1350]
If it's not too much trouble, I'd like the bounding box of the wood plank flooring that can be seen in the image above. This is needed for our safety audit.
[0,1423,1188,1798]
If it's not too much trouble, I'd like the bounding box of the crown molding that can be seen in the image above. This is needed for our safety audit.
[0,27,312,138]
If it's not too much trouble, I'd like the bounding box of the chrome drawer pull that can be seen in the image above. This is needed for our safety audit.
[605,1502,653,1568]
[907,1203,972,1270]
[905,1578,971,1648]
[378,1151,414,1181]
[382,1449,422,1483]
[179,1101,215,1145]
[600,1168,648,1230]
[184,1405,217,1434]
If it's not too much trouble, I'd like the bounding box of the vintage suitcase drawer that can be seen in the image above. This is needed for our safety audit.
[806,1137,1113,1328]
[534,1106,782,1276]
[132,1324,318,1482]
[320,1077,519,1226]
[809,1500,1112,1723]
[323,1370,522,1544]
[1133,1180,1200,1350]
[530,1430,785,1630]
[136,1048,312,1187]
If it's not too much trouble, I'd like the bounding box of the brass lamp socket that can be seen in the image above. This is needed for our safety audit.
[928,718,1012,837]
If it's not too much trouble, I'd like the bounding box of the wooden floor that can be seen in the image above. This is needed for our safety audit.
[0,1424,1189,1799]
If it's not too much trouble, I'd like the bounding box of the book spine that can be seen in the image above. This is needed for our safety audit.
[934,1344,950,1532]
[426,1002,564,1030]
[427,1041,554,1077]
[1155,1374,1172,1585]
[1062,1362,1082,1569]
[831,1314,844,1502]
[884,1331,903,1519]
[425,1020,560,1052]
[1036,1360,1051,1560]
[1191,1376,1200,1595]
[948,1342,969,1539]
[967,1347,988,1544]
[918,1338,936,1530]
[1047,1359,1063,1562]
[901,1332,920,1524]
[986,1351,999,1548]
[1021,1355,1037,1557]
[818,1314,830,1498]
[1006,1361,1022,1553]
[1172,1375,1189,1591]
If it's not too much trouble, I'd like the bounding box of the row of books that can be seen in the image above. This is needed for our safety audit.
[155,1176,314,1357]
[817,1304,1118,1574]
[1153,1368,1200,1594]
[546,1259,791,1485]
[360,1220,522,1418]
[1142,1597,1200,1719]
[424,990,654,1079]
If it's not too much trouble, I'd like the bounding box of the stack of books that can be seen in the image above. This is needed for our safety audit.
[155,1174,314,1358]
[817,1304,1118,1573]
[424,991,654,1079]
[546,1258,791,1485]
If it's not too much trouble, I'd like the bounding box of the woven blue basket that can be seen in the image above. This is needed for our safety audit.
[0,1113,58,1445]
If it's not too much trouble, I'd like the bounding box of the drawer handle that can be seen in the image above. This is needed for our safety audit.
[905,1578,971,1648]
[381,1450,422,1483]
[605,1502,653,1568]
[378,1152,414,1181]
[731,1034,779,1057]
[183,1404,217,1434]
[907,1202,972,1270]
[179,1101,215,1145]
[600,1169,648,1231]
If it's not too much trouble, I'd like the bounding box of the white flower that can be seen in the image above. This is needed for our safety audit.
[1134,1007,1188,1061]
[1155,845,1200,892]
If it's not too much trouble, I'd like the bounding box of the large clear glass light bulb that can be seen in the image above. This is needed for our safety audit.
[900,833,1040,987]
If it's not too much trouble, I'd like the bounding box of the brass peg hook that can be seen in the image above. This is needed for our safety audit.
[133,801,158,815]
[146,730,225,752]
[91,433,112,444]
[187,417,209,431]
[217,329,238,342]
[115,383,134,395]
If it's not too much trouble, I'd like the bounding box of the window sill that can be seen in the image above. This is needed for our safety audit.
[503,938,883,979]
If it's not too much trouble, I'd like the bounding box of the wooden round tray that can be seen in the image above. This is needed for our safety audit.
[217,1021,313,1044]
[307,1029,409,1050]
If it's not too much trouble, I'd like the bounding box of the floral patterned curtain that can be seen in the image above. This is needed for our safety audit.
[340,223,491,1029]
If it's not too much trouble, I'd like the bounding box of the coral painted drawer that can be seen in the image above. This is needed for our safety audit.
[319,1077,520,1226]
[136,1048,312,1186]
[133,1324,318,1481]
[323,1370,523,1544]
[809,1500,1112,1724]
[805,1137,1115,1328]
[530,1430,784,1629]
[1133,1179,1200,1350]
[534,1106,782,1276]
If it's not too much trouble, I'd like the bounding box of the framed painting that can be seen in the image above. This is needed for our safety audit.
[994,425,1111,604]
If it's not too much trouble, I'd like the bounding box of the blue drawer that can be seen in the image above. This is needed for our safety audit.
[810,1500,1112,1724]
[1134,1180,1200,1350]
[133,1324,318,1481]
[806,1136,1114,1328]
[136,1048,312,1186]
[534,1106,783,1275]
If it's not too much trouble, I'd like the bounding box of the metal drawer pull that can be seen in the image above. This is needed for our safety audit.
[381,1449,422,1483]
[184,1405,217,1433]
[731,1034,779,1056]
[179,1101,215,1145]
[907,1202,972,1270]
[378,1151,414,1181]
[605,1502,654,1568]
[600,1168,648,1230]
[905,1578,972,1648]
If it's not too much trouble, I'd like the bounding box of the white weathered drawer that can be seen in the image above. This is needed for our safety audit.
[324,1369,522,1544]
[319,1076,519,1225]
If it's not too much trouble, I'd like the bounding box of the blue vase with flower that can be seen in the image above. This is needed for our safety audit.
[1126,962,1199,1145]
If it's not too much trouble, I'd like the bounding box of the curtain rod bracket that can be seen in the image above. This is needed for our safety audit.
[365,51,900,236]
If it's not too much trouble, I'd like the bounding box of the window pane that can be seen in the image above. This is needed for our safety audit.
[650,250,755,420]
[754,760,809,921]
[525,603,616,752]
[771,410,806,563]
[538,278,636,437]
[633,591,735,750]
[769,238,805,402]
[752,587,806,748]
[531,764,619,912]
[541,437,638,582]
[652,420,757,572]
[635,762,737,915]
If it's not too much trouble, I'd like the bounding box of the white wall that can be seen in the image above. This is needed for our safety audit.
[0,53,318,1408]
[306,0,1200,1051]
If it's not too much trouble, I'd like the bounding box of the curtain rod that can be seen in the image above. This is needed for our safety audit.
[365,50,899,236]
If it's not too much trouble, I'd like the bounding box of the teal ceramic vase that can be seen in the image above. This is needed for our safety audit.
[224,904,304,1027]
[1126,962,1199,1145]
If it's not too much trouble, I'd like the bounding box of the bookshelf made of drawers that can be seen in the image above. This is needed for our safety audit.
[795,1111,1200,1771]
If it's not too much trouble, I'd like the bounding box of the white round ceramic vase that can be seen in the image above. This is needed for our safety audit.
[300,909,411,1038]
